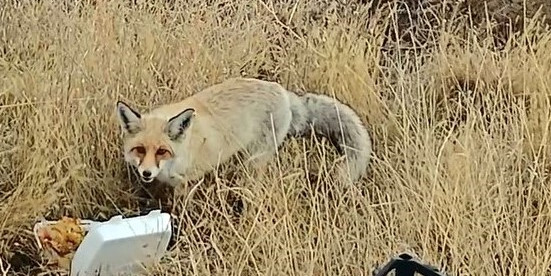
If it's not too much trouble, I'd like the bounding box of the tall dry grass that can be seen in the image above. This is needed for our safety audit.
[1,0,551,275]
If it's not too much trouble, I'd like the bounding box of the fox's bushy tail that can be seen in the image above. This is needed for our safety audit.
[287,91,372,182]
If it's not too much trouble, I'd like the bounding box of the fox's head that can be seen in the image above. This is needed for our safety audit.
[115,101,195,184]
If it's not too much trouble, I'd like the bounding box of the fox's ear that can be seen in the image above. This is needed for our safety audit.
[166,108,195,140]
[116,101,142,134]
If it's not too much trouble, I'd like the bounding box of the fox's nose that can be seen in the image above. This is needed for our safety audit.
[142,170,152,178]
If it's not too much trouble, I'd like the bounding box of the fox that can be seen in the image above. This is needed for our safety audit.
[115,77,372,187]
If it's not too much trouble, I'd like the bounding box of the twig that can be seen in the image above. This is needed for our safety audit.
[0,257,11,276]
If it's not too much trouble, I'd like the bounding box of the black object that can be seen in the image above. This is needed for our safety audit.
[373,253,447,276]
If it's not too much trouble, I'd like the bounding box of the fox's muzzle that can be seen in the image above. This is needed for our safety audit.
[140,170,154,183]
[138,167,159,184]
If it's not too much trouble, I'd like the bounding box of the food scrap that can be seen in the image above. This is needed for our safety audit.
[36,216,85,269]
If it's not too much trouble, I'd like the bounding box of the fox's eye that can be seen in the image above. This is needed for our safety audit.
[156,148,168,155]
[134,146,146,155]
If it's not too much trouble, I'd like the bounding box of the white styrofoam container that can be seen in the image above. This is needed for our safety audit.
[34,210,172,276]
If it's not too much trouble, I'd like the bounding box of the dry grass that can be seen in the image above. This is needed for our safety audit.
[2,0,551,275]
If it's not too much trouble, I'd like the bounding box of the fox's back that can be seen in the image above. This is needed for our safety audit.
[196,78,290,140]
[148,78,290,151]
[196,77,287,116]
[150,78,286,116]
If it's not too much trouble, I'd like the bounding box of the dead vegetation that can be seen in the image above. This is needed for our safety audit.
[1,0,551,275]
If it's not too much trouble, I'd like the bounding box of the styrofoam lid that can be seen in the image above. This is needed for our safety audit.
[70,210,172,276]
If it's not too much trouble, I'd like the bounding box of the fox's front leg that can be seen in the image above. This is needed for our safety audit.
[246,151,274,168]
[165,173,191,197]
[167,173,188,187]
[168,173,205,205]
